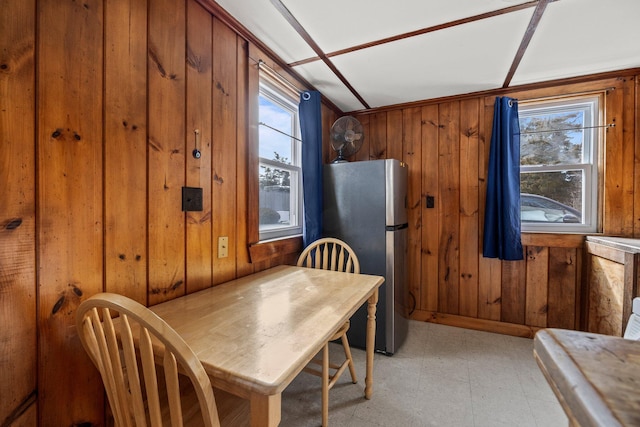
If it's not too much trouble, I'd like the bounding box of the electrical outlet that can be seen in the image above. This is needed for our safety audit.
[426,195,435,209]
[218,236,228,258]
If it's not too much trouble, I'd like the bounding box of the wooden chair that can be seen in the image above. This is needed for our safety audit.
[296,237,360,426]
[75,292,221,427]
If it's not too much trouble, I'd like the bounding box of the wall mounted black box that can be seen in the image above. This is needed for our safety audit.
[182,187,203,211]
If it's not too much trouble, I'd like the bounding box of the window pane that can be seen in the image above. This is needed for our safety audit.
[518,95,600,233]
[520,111,585,166]
[520,171,583,223]
[259,95,292,162]
[257,77,302,241]
[259,165,293,231]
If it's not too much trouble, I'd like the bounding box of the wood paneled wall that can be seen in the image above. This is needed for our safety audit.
[353,75,639,337]
[1,1,37,425]
[2,0,639,424]
[0,0,335,425]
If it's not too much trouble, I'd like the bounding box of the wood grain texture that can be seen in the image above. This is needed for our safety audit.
[585,240,640,337]
[104,0,148,303]
[525,246,549,327]
[212,18,238,284]
[587,256,625,336]
[459,99,480,318]
[621,76,637,237]
[322,105,338,164]
[547,247,578,329]
[5,4,640,422]
[248,237,303,264]
[37,0,104,424]
[522,233,585,248]
[149,266,383,397]
[144,266,382,425]
[501,255,526,324]
[148,0,187,304]
[403,107,422,314]
[438,101,461,314]
[387,109,404,161]
[534,329,640,427]
[0,0,36,423]
[355,76,633,335]
[411,311,537,338]
[603,81,631,235]
[369,112,387,160]
[477,258,502,321]
[186,0,214,293]
[6,3,340,425]
[420,105,439,312]
[235,37,255,278]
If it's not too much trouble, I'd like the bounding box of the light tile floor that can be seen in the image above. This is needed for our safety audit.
[280,320,567,427]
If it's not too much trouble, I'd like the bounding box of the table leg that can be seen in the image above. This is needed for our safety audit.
[365,288,378,400]
[249,392,281,427]
[322,343,329,426]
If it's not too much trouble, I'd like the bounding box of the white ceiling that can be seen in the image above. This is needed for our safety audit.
[214,0,640,112]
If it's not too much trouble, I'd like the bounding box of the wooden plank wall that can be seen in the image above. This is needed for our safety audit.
[0,0,333,425]
[0,1,37,425]
[353,75,638,337]
[1,0,638,424]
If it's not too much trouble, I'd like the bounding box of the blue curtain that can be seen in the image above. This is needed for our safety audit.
[299,91,323,247]
[483,96,523,261]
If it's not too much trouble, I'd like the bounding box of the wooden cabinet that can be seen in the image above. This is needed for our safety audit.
[585,236,640,336]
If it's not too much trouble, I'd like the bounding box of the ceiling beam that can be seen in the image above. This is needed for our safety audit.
[270,0,371,109]
[502,0,554,88]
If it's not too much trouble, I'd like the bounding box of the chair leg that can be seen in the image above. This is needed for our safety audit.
[341,334,357,384]
[322,343,329,427]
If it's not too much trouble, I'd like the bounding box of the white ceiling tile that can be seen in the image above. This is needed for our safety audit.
[293,61,366,111]
[330,8,534,109]
[511,0,640,85]
[280,0,533,55]
[214,0,315,63]
[214,0,639,111]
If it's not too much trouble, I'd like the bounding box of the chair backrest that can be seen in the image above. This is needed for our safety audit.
[297,237,360,274]
[75,293,220,427]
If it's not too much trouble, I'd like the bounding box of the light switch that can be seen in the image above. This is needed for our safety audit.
[218,236,228,258]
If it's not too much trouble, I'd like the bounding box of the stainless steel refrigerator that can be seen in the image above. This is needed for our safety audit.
[322,159,408,355]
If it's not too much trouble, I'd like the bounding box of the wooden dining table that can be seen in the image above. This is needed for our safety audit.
[149,265,384,426]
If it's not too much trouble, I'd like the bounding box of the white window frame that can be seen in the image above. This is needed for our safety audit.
[258,75,303,242]
[518,94,602,233]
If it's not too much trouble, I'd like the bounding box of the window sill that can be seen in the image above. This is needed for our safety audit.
[248,236,303,263]
[521,232,586,248]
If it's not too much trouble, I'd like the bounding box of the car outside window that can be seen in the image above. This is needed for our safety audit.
[518,95,602,233]
[258,76,303,241]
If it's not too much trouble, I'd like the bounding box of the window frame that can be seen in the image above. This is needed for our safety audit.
[518,94,603,234]
[257,71,303,242]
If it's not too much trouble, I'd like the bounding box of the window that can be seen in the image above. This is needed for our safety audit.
[518,95,602,233]
[258,75,303,241]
